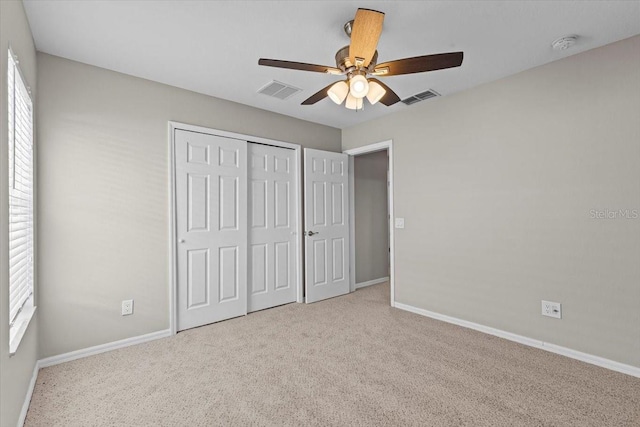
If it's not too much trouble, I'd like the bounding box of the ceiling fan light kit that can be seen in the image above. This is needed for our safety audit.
[345,93,363,110]
[328,81,349,104]
[327,75,383,110]
[349,74,369,99]
[366,80,386,105]
[258,8,464,111]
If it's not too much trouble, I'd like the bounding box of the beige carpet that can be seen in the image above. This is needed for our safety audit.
[26,283,639,426]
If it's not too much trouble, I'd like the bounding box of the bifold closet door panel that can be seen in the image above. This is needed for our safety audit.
[175,130,247,331]
[248,143,298,312]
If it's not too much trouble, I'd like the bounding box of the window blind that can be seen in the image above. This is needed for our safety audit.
[8,52,34,327]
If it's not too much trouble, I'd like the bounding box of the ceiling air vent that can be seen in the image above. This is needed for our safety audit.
[401,89,440,105]
[258,80,301,100]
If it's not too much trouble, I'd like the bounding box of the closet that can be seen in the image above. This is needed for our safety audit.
[173,126,350,332]
[174,129,298,331]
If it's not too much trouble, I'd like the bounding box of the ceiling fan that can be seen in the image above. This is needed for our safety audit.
[258,8,463,110]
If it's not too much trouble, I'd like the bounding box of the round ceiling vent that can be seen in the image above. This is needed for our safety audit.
[552,36,578,51]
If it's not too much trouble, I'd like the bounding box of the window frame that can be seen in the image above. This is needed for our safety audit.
[7,47,36,356]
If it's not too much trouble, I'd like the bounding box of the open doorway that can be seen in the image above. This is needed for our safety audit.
[344,141,395,307]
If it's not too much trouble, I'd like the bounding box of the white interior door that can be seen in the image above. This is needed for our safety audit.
[175,129,247,331]
[248,143,298,312]
[304,148,350,303]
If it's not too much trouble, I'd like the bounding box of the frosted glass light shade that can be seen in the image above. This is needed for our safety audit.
[366,80,386,105]
[345,93,363,110]
[327,81,349,104]
[349,74,369,99]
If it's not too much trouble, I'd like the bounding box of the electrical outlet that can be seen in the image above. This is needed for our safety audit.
[541,300,561,319]
[122,299,134,316]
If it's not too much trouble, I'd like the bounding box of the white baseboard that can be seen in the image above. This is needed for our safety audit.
[18,329,172,426]
[38,329,172,368]
[17,361,39,427]
[355,276,389,289]
[394,302,640,378]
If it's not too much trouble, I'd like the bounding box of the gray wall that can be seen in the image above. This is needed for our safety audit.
[354,151,389,284]
[0,1,39,426]
[36,53,341,358]
[343,35,640,368]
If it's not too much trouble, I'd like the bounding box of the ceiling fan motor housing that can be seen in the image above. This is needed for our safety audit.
[335,45,378,74]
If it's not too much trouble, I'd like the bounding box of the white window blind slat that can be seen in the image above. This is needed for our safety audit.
[9,259,29,278]
[10,225,29,235]
[8,52,34,327]
[9,196,32,206]
[9,272,29,296]
[9,242,29,254]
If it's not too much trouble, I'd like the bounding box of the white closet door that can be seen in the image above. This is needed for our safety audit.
[304,149,350,303]
[248,143,298,312]
[175,130,247,331]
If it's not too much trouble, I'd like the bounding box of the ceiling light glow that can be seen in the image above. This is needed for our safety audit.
[345,93,363,110]
[349,74,369,99]
[328,81,349,104]
[366,80,386,105]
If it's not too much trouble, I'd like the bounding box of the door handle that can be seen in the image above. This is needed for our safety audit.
[179,239,186,243]
[305,231,318,236]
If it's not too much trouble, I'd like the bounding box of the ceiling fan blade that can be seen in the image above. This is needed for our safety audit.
[259,59,342,74]
[368,78,401,106]
[349,8,385,68]
[372,52,463,76]
[301,82,336,105]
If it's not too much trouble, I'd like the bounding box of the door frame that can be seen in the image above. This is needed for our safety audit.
[343,140,395,307]
[168,121,303,335]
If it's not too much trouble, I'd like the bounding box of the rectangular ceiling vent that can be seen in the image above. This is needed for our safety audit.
[258,80,301,100]
[401,89,440,105]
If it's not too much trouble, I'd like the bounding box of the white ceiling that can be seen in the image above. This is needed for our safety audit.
[23,1,640,129]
